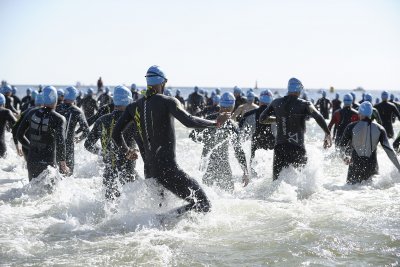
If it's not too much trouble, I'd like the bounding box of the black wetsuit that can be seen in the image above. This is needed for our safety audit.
[56,103,90,173]
[98,93,112,107]
[339,118,400,184]
[187,92,205,115]
[239,105,275,174]
[234,95,247,111]
[374,101,400,138]
[316,97,331,119]
[21,95,32,108]
[16,107,67,181]
[112,91,217,212]
[260,95,330,180]
[12,95,21,111]
[12,106,39,160]
[190,115,248,191]
[87,103,114,127]
[328,106,359,146]
[85,110,140,199]
[352,102,360,110]
[331,99,342,114]
[81,95,98,119]
[21,100,35,113]
[0,108,17,158]
[5,95,18,114]
[175,95,185,106]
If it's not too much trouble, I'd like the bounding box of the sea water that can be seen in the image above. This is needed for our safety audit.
[0,114,399,266]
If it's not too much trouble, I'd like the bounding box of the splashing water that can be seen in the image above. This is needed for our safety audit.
[0,119,399,266]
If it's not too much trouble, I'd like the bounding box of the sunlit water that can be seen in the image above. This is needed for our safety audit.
[1,118,399,266]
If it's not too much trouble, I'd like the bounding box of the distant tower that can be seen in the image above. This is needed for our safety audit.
[255,80,258,90]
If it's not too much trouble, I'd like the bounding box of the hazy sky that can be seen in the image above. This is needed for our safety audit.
[0,0,399,89]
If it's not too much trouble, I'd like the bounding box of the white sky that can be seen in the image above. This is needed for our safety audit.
[0,0,399,89]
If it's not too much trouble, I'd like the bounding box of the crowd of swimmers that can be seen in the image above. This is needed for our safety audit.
[1,66,400,213]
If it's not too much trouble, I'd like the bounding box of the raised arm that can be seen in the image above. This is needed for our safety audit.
[84,120,102,154]
[379,127,400,171]
[112,104,135,154]
[308,104,330,135]
[76,110,90,141]
[259,104,275,124]
[54,116,67,162]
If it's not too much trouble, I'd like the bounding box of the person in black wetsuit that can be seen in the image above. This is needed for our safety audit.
[11,86,21,111]
[98,87,113,107]
[233,86,247,111]
[21,88,32,108]
[1,85,18,115]
[21,90,39,113]
[81,88,98,119]
[331,93,342,115]
[56,86,89,174]
[57,89,64,106]
[328,94,359,147]
[76,90,83,107]
[315,91,332,120]
[374,91,400,138]
[259,78,332,180]
[187,86,205,115]
[16,86,69,181]
[239,90,276,176]
[85,86,140,199]
[112,65,229,212]
[12,92,44,160]
[131,84,142,101]
[350,92,360,110]
[363,93,382,125]
[389,93,400,123]
[196,95,221,118]
[339,102,400,184]
[175,89,185,106]
[0,93,18,158]
[190,92,249,192]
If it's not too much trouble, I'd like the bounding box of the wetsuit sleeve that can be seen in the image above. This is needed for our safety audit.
[259,104,275,124]
[328,111,340,131]
[167,98,217,128]
[379,127,400,171]
[393,105,400,121]
[16,112,31,149]
[84,119,102,154]
[7,97,18,114]
[54,115,67,162]
[112,105,135,154]
[76,110,90,140]
[7,111,19,145]
[230,126,248,174]
[393,132,400,152]
[307,103,330,135]
[338,123,354,156]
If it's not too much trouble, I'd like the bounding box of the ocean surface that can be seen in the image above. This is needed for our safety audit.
[1,94,400,266]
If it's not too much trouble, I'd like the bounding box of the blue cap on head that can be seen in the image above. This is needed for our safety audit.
[43,86,58,105]
[396,97,399,102]
[64,86,78,101]
[164,89,172,96]
[220,92,235,108]
[35,93,44,106]
[199,89,204,95]
[212,95,220,105]
[113,85,133,106]
[381,91,389,100]
[145,65,167,86]
[215,88,221,95]
[322,91,326,97]
[335,93,340,99]
[211,91,216,97]
[87,88,94,95]
[105,87,110,93]
[176,89,181,95]
[26,88,32,95]
[246,91,255,101]
[233,86,242,95]
[131,83,137,92]
[12,86,17,95]
[390,93,395,101]
[2,85,12,94]
[31,90,38,100]
[364,93,373,103]
[288,78,303,93]
[260,90,273,104]
[0,93,5,105]
[350,92,356,101]
[358,102,373,118]
[194,86,199,93]
[57,88,64,97]
[343,93,353,105]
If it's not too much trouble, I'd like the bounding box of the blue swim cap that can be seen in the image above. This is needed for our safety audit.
[43,86,58,105]
[131,83,137,92]
[220,92,235,108]
[26,88,32,95]
[64,86,78,101]
[382,91,389,100]
[199,89,204,95]
[288,78,303,93]
[358,102,373,118]
[215,88,221,95]
[35,93,44,106]
[343,93,353,105]
[390,93,395,101]
[233,86,242,95]
[260,90,273,104]
[113,85,133,106]
[31,90,38,100]
[364,93,373,103]
[194,86,199,93]
[0,93,5,105]
[146,65,167,86]
[322,91,327,97]
[2,85,12,94]
[105,87,110,93]
[246,91,255,101]
[87,88,94,95]
[335,93,340,99]
[12,86,17,95]
[176,89,181,95]
[164,89,172,96]
[57,88,64,97]
[350,92,356,101]
[212,95,221,104]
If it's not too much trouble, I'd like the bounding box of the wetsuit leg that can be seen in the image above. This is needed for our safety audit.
[22,147,29,162]
[347,153,378,184]
[273,143,307,180]
[65,147,75,175]
[27,162,50,181]
[157,166,211,212]
[103,166,120,200]
[0,140,6,158]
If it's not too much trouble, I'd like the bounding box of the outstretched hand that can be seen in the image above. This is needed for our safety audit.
[16,145,23,157]
[343,156,352,165]
[242,173,249,187]
[60,161,70,175]
[126,148,139,160]
[216,112,231,127]
[323,134,332,149]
